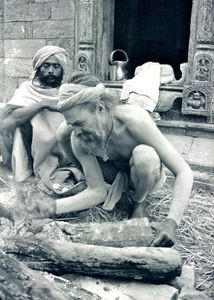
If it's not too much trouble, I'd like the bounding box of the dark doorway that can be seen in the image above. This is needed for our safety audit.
[114,0,192,79]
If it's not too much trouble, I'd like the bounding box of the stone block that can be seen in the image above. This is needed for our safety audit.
[0,40,3,58]
[50,0,75,20]
[19,77,28,87]
[4,22,26,39]
[46,38,75,60]
[63,274,179,300]
[35,0,52,2]
[4,40,46,58]
[24,22,33,39]
[33,20,75,38]
[188,137,214,168]
[0,23,3,40]
[4,58,32,77]
[169,264,195,291]
[157,89,183,112]
[0,7,3,23]
[4,3,51,22]
[3,0,28,5]
[4,77,19,101]
[0,67,5,102]
[164,134,193,161]
[178,287,209,300]
[0,58,4,76]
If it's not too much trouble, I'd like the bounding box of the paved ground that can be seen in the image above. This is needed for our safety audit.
[162,133,214,188]
[164,134,214,170]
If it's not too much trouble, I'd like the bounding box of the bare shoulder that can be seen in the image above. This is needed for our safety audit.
[115,104,153,127]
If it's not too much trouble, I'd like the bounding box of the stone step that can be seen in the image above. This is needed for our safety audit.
[158,119,214,139]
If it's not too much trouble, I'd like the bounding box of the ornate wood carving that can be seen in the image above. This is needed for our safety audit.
[182,0,214,123]
[194,54,212,81]
[74,0,95,74]
[182,84,213,118]
[197,0,214,43]
[74,0,114,79]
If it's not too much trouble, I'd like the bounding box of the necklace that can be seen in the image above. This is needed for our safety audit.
[102,118,114,162]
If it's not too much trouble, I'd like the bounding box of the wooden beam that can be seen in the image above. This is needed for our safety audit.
[2,236,182,282]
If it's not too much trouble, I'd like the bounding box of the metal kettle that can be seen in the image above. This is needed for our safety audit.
[109,49,129,81]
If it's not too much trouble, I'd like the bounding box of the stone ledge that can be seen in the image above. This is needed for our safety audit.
[103,81,183,91]
[157,119,214,131]
[157,119,214,136]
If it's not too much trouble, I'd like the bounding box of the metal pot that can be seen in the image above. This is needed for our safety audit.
[109,49,129,81]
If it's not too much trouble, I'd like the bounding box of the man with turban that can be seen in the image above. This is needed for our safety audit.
[0,45,85,196]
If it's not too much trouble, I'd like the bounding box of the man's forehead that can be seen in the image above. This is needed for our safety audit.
[64,106,90,122]
[43,55,59,64]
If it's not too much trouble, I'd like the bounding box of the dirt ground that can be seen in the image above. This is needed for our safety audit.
[0,166,213,299]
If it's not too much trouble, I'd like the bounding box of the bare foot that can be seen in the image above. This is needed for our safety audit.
[129,202,148,219]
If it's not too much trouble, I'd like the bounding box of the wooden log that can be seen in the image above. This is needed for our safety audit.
[2,236,182,282]
[35,218,154,247]
[0,248,100,300]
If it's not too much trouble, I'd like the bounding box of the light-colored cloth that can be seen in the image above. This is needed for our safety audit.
[9,80,70,184]
[120,62,161,112]
[120,62,176,112]
[102,171,128,211]
[12,127,32,181]
[102,166,166,211]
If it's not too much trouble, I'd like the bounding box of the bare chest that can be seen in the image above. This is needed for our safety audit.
[105,130,139,165]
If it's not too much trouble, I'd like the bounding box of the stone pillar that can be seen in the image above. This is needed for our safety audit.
[182,0,214,123]
[74,0,114,80]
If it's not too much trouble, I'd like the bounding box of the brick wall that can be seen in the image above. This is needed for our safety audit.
[1,0,76,103]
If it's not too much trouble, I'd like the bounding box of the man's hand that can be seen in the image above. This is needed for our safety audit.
[27,198,56,219]
[150,218,178,247]
[40,99,59,111]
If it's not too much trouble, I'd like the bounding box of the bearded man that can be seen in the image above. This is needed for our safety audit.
[0,45,84,196]
[35,83,193,247]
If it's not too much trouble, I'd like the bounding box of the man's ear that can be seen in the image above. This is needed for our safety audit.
[96,102,105,114]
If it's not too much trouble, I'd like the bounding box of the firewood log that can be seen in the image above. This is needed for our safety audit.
[35,218,154,247]
[2,236,182,282]
[0,249,100,300]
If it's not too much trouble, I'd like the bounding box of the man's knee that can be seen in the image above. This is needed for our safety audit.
[131,144,161,174]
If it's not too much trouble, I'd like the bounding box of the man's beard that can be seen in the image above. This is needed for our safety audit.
[78,129,106,156]
[36,70,63,88]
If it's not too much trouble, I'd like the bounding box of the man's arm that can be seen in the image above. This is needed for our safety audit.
[55,134,107,215]
[1,99,59,131]
[131,108,193,246]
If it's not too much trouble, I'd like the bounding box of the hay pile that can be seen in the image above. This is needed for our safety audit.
[145,181,214,299]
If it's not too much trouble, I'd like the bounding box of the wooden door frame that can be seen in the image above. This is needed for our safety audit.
[74,0,214,122]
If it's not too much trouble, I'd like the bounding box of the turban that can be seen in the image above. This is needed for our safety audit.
[58,83,105,112]
[68,71,100,87]
[31,45,69,79]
